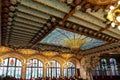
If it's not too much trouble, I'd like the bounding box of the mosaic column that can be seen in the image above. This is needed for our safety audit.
[44,64,46,78]
[22,60,27,80]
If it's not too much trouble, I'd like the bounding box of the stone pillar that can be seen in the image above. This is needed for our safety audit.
[61,66,63,76]
[66,67,68,77]
[22,60,27,80]
[80,66,86,79]
[44,64,46,78]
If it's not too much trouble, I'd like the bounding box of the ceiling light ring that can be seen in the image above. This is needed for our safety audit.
[107,0,120,30]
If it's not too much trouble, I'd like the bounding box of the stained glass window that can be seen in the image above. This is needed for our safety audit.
[40,28,105,50]
[109,58,119,76]
[101,58,110,76]
[26,59,43,79]
[46,60,60,78]
[64,62,76,77]
[0,57,22,78]
[92,58,119,77]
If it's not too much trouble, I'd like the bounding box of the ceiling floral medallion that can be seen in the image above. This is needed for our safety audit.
[61,37,88,50]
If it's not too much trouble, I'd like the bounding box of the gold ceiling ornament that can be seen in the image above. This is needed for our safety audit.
[87,0,118,5]
[61,37,88,50]
[0,46,13,54]
[107,0,120,30]
[17,49,38,55]
[61,53,74,59]
[41,51,59,57]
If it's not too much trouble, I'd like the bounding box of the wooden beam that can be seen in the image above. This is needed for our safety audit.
[99,26,110,32]
[62,0,86,23]
[30,27,56,48]
[62,8,76,23]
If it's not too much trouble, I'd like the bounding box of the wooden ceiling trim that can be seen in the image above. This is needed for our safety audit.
[16,16,44,28]
[12,30,35,36]
[73,13,106,29]
[11,33,33,38]
[13,22,40,31]
[99,26,120,36]
[98,26,120,37]
[30,27,56,48]
[33,0,70,14]
[57,25,118,42]
[102,30,120,39]
[16,10,50,22]
[9,41,28,45]
[17,4,51,18]
[14,17,45,27]
[9,38,29,43]
[86,9,106,21]
[108,28,120,35]
[10,40,30,43]
[62,8,76,23]
[14,17,44,29]
[35,0,106,31]
[57,26,103,41]
[9,39,29,45]
[68,16,101,31]
[11,36,31,40]
[10,38,30,42]
[99,26,110,32]
[67,17,119,40]
[19,2,65,19]
[12,28,37,34]
[12,27,38,34]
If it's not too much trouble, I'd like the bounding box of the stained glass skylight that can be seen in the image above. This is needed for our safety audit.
[40,28,105,50]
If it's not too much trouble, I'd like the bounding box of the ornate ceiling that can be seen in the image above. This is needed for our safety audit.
[1,0,120,55]
[41,28,105,50]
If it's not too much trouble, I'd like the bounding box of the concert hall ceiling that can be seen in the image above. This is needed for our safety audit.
[1,0,120,55]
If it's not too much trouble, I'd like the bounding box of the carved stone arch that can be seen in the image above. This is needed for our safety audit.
[27,54,48,64]
[67,57,80,68]
[50,56,65,67]
[0,51,25,62]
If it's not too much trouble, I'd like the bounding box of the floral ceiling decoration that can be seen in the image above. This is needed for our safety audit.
[40,28,105,50]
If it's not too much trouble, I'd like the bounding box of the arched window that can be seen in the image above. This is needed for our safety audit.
[26,59,43,79]
[46,60,60,78]
[109,58,119,76]
[101,58,109,76]
[64,62,76,77]
[0,57,22,78]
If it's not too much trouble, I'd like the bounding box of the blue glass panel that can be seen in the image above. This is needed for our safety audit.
[41,28,105,50]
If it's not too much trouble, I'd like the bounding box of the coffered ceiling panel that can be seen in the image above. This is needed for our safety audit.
[1,0,120,55]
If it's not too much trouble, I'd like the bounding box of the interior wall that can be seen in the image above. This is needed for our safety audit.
[0,51,82,79]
